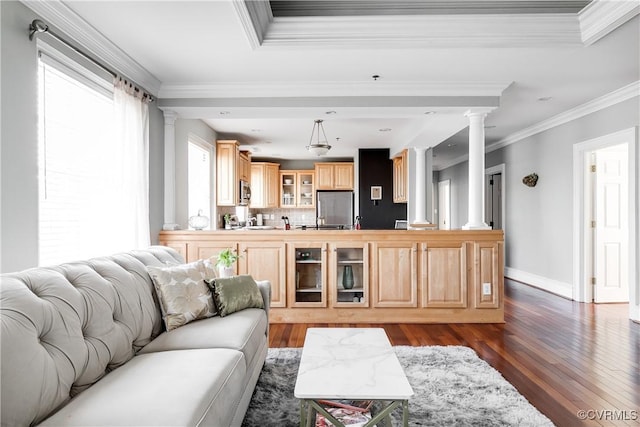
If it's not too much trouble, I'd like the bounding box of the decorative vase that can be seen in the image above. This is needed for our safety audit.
[218,266,234,278]
[188,210,209,230]
[342,265,354,289]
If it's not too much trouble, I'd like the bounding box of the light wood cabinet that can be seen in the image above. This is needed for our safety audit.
[216,140,251,206]
[472,241,503,309]
[371,241,418,307]
[250,162,279,208]
[216,140,239,206]
[280,170,315,208]
[393,149,408,203]
[239,241,287,308]
[420,241,468,308]
[238,151,251,182]
[330,242,369,307]
[160,229,504,323]
[288,243,327,308]
[315,162,354,190]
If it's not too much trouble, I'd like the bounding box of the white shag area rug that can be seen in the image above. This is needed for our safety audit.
[242,346,554,427]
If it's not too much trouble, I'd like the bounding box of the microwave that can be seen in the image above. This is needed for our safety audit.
[239,180,251,206]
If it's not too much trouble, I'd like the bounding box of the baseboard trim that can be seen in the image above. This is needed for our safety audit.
[505,267,573,300]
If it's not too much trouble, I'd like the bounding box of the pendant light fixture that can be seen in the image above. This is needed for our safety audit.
[306,119,332,156]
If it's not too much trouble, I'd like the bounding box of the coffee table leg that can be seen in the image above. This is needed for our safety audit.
[300,400,317,427]
[402,400,409,427]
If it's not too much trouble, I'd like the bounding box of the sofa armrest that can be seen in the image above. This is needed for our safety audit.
[255,280,271,319]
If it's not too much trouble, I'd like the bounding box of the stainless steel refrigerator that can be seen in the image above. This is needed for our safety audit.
[316,190,354,229]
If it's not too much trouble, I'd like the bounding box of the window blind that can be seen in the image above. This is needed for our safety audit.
[38,49,138,265]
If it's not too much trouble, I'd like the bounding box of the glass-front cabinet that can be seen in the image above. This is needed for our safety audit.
[288,243,327,307]
[280,170,315,208]
[331,243,368,307]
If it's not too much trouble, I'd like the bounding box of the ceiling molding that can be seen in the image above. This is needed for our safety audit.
[434,80,640,171]
[22,0,161,95]
[158,81,511,99]
[231,0,273,50]
[234,2,584,48]
[486,80,640,153]
[579,0,640,46]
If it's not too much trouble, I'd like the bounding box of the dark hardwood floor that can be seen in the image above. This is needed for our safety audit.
[268,279,640,427]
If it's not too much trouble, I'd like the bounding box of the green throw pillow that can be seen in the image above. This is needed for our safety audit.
[206,275,264,317]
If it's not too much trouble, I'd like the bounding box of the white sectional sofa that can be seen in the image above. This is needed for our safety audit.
[0,246,270,426]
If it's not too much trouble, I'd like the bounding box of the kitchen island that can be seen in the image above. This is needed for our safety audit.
[159,229,504,323]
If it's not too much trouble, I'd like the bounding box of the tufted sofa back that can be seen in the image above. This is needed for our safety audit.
[0,246,183,426]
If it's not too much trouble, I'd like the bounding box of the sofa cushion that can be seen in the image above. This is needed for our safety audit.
[40,348,246,427]
[207,274,264,317]
[138,308,267,373]
[147,259,217,331]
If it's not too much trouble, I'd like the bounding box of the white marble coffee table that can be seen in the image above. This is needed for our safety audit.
[294,328,413,427]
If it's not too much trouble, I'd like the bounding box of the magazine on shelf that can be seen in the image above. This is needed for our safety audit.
[315,400,374,427]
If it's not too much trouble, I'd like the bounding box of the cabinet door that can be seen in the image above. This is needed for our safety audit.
[371,242,417,307]
[216,141,239,206]
[334,163,354,190]
[297,171,315,208]
[420,242,468,308]
[250,164,265,208]
[315,163,334,189]
[239,242,287,308]
[393,150,407,203]
[239,151,251,182]
[266,164,280,208]
[330,242,369,307]
[288,243,327,307]
[280,171,297,207]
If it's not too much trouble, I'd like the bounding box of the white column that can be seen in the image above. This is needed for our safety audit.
[463,111,491,230]
[163,110,180,230]
[412,147,432,227]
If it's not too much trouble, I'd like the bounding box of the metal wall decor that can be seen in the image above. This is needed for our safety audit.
[522,173,538,187]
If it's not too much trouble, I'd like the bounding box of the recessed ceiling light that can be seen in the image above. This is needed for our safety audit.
[484,125,496,129]
[424,111,435,115]
[372,74,380,81]
[219,111,231,115]
[537,96,553,102]
[251,128,261,132]
[325,111,337,115]
[447,143,456,147]
[379,128,392,132]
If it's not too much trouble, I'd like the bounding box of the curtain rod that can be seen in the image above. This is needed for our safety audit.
[29,19,155,102]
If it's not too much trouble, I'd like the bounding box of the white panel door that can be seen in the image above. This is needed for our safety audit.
[594,144,629,303]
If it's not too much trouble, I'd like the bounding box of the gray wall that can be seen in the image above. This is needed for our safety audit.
[0,1,165,272]
[438,97,639,290]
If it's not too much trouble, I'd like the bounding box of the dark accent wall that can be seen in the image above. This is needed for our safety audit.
[358,149,407,230]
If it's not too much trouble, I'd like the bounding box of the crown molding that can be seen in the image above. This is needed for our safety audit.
[434,80,640,171]
[231,0,273,50]
[579,0,640,46]
[486,80,640,154]
[22,0,161,95]
[234,1,584,49]
[159,81,511,99]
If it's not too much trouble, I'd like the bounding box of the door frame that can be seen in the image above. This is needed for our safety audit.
[572,128,637,319]
[485,164,506,235]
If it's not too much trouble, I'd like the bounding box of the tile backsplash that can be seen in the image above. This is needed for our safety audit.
[216,206,316,228]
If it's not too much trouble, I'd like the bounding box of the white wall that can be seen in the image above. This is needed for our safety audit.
[0,1,165,273]
[437,96,639,306]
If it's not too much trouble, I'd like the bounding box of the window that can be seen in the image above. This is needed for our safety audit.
[38,45,149,265]
[188,136,213,228]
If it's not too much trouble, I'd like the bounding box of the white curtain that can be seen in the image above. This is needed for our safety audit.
[113,78,150,249]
